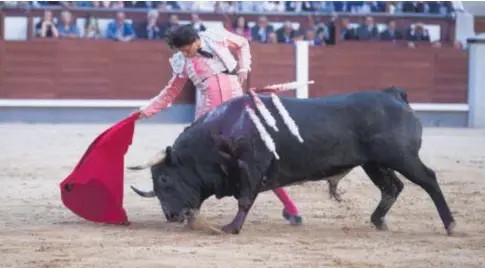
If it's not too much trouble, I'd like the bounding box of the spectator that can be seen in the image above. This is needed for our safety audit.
[110,1,125,8]
[406,22,430,47]
[323,13,337,45]
[190,13,207,32]
[35,10,59,38]
[83,14,101,39]
[57,10,80,39]
[231,16,251,40]
[384,1,397,13]
[263,1,285,12]
[379,20,403,41]
[135,9,163,40]
[267,32,278,44]
[276,21,296,44]
[251,16,274,43]
[340,17,358,40]
[312,18,331,44]
[305,29,324,46]
[124,1,161,9]
[106,12,136,42]
[356,16,379,40]
[238,1,263,12]
[359,1,386,13]
[291,30,305,45]
[191,1,216,11]
[161,14,180,38]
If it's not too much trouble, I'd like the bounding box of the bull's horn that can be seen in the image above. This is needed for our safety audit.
[126,151,166,170]
[130,185,156,197]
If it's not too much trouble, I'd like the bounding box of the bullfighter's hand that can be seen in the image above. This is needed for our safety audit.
[238,71,248,84]
[131,109,146,120]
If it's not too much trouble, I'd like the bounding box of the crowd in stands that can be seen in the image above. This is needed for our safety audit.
[2,1,455,15]
[2,1,457,48]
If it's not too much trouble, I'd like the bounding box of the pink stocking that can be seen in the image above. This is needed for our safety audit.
[272,187,299,215]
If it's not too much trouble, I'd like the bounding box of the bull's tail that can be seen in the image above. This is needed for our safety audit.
[383,86,409,104]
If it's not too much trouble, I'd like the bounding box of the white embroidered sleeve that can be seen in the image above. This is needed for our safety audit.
[222,29,252,73]
[139,53,188,118]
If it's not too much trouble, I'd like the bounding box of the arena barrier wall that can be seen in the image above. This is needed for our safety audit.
[0,6,474,126]
[0,39,472,127]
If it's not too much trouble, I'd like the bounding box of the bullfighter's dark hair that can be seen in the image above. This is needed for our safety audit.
[164,24,200,49]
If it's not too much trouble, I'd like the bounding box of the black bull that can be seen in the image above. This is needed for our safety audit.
[128,87,456,235]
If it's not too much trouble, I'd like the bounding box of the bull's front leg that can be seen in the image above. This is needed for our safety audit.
[221,159,263,234]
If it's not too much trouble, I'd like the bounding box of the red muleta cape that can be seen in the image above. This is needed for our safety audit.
[59,112,140,224]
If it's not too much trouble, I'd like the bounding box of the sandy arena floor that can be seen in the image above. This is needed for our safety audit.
[0,123,484,268]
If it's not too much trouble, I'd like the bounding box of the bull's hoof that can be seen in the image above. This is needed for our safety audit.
[221,224,241,234]
[446,220,456,236]
[371,217,388,231]
[283,209,303,225]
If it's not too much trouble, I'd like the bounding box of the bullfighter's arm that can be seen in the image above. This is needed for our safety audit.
[139,53,188,118]
[222,28,252,74]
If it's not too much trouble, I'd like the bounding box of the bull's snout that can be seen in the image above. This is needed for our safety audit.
[163,207,190,223]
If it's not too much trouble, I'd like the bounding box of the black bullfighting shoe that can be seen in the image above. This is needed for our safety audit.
[282,208,303,225]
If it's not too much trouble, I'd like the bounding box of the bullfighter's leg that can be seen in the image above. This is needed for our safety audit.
[387,156,456,235]
[272,188,303,225]
[362,162,404,231]
[221,159,263,234]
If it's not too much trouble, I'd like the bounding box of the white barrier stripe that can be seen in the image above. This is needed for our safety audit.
[0,99,470,112]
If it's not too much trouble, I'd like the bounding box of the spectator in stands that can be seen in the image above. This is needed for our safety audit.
[222,1,238,12]
[83,14,101,39]
[379,20,403,41]
[384,1,397,13]
[124,1,161,9]
[191,1,216,12]
[291,30,305,45]
[190,13,206,32]
[305,29,324,46]
[161,14,180,38]
[340,17,358,41]
[324,13,337,45]
[359,1,386,13]
[312,18,331,45]
[356,16,379,40]
[251,16,274,43]
[263,1,285,12]
[57,10,80,39]
[135,9,163,40]
[35,10,59,38]
[276,21,296,44]
[231,16,251,40]
[406,22,431,48]
[402,1,424,13]
[267,32,278,44]
[106,11,136,42]
[284,1,316,12]
[110,1,125,9]
[237,1,263,12]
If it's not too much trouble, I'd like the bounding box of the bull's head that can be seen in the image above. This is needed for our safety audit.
[128,146,204,223]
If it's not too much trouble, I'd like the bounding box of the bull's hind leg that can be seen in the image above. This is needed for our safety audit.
[362,162,404,231]
[386,156,455,235]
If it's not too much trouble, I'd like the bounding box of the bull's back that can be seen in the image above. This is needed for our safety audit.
[254,90,421,176]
